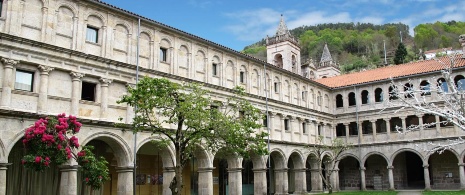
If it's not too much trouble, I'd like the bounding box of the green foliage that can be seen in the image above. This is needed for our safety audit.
[414,21,465,51]
[77,146,110,190]
[118,77,268,194]
[394,43,408,64]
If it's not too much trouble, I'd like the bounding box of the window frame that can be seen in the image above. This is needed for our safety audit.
[14,69,34,92]
[239,71,245,83]
[85,25,99,43]
[284,118,289,131]
[160,47,168,62]
[81,81,97,102]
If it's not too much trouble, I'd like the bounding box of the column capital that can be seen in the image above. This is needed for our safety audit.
[126,83,136,88]
[359,167,366,171]
[163,167,175,172]
[423,164,429,168]
[387,166,394,169]
[383,118,390,122]
[309,168,321,172]
[70,72,85,80]
[458,163,465,167]
[115,166,134,173]
[198,167,215,172]
[227,167,242,173]
[1,58,19,68]
[0,163,12,169]
[252,168,267,173]
[274,168,289,172]
[38,65,54,75]
[99,78,113,86]
[370,119,377,123]
[59,165,80,172]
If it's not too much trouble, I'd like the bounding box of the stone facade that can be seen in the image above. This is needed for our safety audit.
[0,0,464,195]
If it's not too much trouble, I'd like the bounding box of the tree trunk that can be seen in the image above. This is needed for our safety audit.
[170,145,184,195]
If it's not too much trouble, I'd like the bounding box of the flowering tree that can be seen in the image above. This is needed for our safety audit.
[21,113,109,190]
[386,53,465,153]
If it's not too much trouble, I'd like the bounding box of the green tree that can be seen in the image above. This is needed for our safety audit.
[118,77,268,195]
[394,42,408,64]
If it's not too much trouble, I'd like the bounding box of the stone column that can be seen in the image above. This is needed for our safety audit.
[59,165,79,195]
[198,167,214,195]
[0,163,11,195]
[116,166,134,195]
[70,72,84,116]
[294,168,307,193]
[310,168,323,192]
[99,78,112,120]
[269,112,275,139]
[0,58,18,108]
[280,114,286,140]
[274,168,288,195]
[163,167,175,195]
[125,83,135,124]
[252,168,267,195]
[290,116,295,142]
[358,123,364,144]
[401,116,407,133]
[313,120,319,143]
[418,114,424,137]
[423,164,431,190]
[370,120,377,142]
[332,168,340,192]
[435,115,441,134]
[360,167,367,191]
[387,166,395,190]
[344,123,350,142]
[37,65,54,114]
[227,167,242,195]
[458,163,465,190]
[322,123,326,144]
[384,118,391,141]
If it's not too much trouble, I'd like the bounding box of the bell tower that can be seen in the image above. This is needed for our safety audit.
[315,43,340,78]
[266,15,301,74]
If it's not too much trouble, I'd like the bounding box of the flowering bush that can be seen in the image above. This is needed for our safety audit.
[22,113,109,190]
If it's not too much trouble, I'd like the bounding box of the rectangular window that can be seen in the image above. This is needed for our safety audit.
[263,115,268,127]
[0,0,3,17]
[239,71,245,83]
[302,122,306,133]
[81,82,96,101]
[86,26,98,43]
[160,48,167,62]
[15,70,34,92]
[274,82,278,93]
[212,63,217,76]
[302,91,306,100]
[284,118,289,131]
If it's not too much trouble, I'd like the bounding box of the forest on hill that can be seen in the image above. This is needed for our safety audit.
[242,21,465,73]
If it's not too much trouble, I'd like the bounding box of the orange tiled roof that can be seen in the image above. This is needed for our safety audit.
[315,56,465,88]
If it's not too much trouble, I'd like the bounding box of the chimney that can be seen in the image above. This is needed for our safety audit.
[460,34,465,58]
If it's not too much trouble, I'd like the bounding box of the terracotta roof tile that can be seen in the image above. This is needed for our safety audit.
[315,56,465,88]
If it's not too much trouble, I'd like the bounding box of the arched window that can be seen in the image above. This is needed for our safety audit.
[336,94,343,108]
[361,90,369,104]
[375,88,383,102]
[454,75,465,91]
[420,80,431,96]
[437,78,448,93]
[348,92,356,106]
[404,83,413,98]
[389,86,398,100]
[274,54,283,68]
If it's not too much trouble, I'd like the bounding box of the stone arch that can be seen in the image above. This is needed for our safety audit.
[114,21,132,34]
[225,60,235,87]
[6,128,28,160]
[80,131,132,167]
[212,55,220,64]
[0,138,5,162]
[194,145,213,168]
[55,5,75,41]
[139,30,153,41]
[390,148,425,165]
[269,148,287,168]
[362,151,389,165]
[85,12,106,26]
[427,149,460,162]
[160,37,172,47]
[428,149,461,189]
[339,153,361,165]
[56,3,77,17]
[289,150,305,169]
[21,0,44,34]
[136,135,175,168]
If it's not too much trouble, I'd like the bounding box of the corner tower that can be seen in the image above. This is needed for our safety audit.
[315,43,340,78]
[266,15,301,74]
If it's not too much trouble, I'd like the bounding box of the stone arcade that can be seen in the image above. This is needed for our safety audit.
[0,0,465,195]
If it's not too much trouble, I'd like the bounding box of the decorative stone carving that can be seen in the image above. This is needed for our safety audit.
[0,58,19,68]
[38,65,54,74]
[69,72,84,80]
[99,78,113,86]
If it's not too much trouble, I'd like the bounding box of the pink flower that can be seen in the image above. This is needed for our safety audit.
[21,160,26,164]
[45,157,50,161]
[77,151,85,157]
[35,156,42,163]
[44,161,49,166]
[98,176,102,180]
[85,178,89,182]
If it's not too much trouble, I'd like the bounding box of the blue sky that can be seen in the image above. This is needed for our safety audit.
[101,0,464,51]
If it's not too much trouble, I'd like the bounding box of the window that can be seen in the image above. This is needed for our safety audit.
[336,94,343,108]
[376,119,386,133]
[349,122,358,135]
[389,86,398,100]
[274,82,278,93]
[15,70,34,92]
[263,115,268,127]
[362,121,372,134]
[420,80,431,96]
[389,117,402,132]
[0,0,3,17]
[302,122,306,133]
[406,115,419,127]
[361,90,369,104]
[239,71,245,83]
[81,82,96,101]
[348,92,356,106]
[336,123,346,137]
[437,78,448,93]
[284,118,289,131]
[212,63,218,76]
[86,26,98,43]
[423,114,436,129]
[318,125,322,135]
[160,48,168,62]
[375,88,383,102]
[454,75,465,91]
[302,91,306,100]
[404,83,413,98]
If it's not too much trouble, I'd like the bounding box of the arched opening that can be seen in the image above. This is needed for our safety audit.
[288,152,305,193]
[338,156,361,190]
[274,54,283,68]
[267,151,286,194]
[349,122,358,136]
[242,159,254,194]
[362,120,373,134]
[364,154,389,190]
[376,119,387,133]
[292,55,297,73]
[336,94,343,108]
[389,117,402,132]
[428,150,460,189]
[375,88,383,102]
[389,86,398,100]
[305,154,320,192]
[437,78,448,93]
[420,80,431,96]
[422,114,436,129]
[361,90,369,104]
[454,75,465,91]
[288,156,295,193]
[404,83,414,98]
[392,151,425,189]
[336,123,346,137]
[406,115,419,129]
[348,92,356,106]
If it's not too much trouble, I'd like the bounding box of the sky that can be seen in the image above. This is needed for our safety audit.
[101,0,465,51]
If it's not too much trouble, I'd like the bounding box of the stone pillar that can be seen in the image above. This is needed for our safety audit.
[253,168,267,195]
[37,65,54,114]
[423,164,431,190]
[387,166,395,190]
[280,114,286,140]
[0,163,11,195]
[99,78,112,120]
[360,167,367,191]
[116,166,134,195]
[310,168,323,192]
[458,163,465,190]
[418,114,424,137]
[435,115,441,134]
[227,168,242,195]
[274,168,288,195]
[358,123,364,144]
[384,118,391,141]
[163,167,175,195]
[70,72,85,116]
[344,123,350,142]
[294,168,307,193]
[332,168,339,192]
[290,116,295,142]
[125,83,135,124]
[370,120,377,142]
[198,167,214,195]
[322,123,326,144]
[0,58,18,108]
[313,120,319,143]
[401,116,407,133]
[59,165,79,195]
[269,112,275,140]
